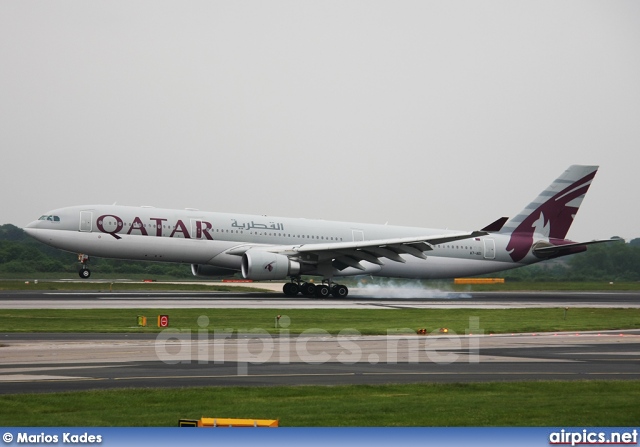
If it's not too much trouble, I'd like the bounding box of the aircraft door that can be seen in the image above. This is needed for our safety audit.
[80,211,92,232]
[191,219,203,239]
[352,229,364,242]
[483,239,495,259]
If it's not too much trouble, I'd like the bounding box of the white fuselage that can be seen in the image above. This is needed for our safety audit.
[25,205,533,279]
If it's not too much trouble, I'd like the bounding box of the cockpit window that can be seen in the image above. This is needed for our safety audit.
[39,215,60,222]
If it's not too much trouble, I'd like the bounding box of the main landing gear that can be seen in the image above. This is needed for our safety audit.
[283,279,349,298]
[78,254,91,279]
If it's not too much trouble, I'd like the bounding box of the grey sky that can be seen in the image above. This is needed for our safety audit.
[1,1,639,243]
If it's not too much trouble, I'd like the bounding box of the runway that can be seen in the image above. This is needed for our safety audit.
[0,289,638,394]
[1,329,639,394]
[1,288,640,309]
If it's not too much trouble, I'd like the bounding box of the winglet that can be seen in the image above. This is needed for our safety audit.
[481,217,509,232]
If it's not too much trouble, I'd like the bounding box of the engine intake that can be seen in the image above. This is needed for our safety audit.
[241,250,300,280]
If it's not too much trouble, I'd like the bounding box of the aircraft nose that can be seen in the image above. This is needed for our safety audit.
[24,219,45,237]
[24,215,46,230]
[23,226,39,242]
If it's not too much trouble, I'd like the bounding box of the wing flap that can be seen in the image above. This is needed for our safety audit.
[257,230,487,266]
[364,247,407,263]
[333,256,366,271]
[334,249,385,265]
[290,231,485,254]
[388,243,428,259]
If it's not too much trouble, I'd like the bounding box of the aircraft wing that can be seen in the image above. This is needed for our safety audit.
[227,231,488,271]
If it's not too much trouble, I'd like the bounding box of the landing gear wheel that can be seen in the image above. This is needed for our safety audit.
[79,269,91,279]
[283,282,300,297]
[331,284,348,298]
[315,285,330,298]
[300,282,316,297]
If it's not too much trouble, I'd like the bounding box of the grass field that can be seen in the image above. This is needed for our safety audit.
[0,307,639,334]
[1,381,638,426]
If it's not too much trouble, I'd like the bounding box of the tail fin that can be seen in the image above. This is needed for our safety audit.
[500,165,599,261]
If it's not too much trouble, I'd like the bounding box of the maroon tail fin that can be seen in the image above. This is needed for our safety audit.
[500,165,599,262]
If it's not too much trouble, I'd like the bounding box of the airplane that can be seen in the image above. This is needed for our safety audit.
[24,165,615,298]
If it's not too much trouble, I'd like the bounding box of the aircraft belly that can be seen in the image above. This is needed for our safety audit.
[374,256,515,280]
[27,229,229,264]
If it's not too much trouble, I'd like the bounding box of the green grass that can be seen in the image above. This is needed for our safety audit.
[0,308,638,334]
[1,381,638,426]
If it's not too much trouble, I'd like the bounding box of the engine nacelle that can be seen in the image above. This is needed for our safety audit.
[241,250,300,280]
[191,264,238,277]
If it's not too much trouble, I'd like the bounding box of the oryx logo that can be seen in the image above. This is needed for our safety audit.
[506,170,595,262]
[264,262,275,272]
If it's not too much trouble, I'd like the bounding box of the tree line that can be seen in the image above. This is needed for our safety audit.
[1,223,638,281]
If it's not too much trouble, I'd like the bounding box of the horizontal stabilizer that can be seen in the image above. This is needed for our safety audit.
[533,238,621,259]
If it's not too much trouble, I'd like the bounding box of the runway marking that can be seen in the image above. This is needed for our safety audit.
[0,365,126,374]
[45,292,270,298]
[561,352,640,355]
[113,373,357,381]
[3,370,639,385]
[0,375,105,382]
[69,371,640,383]
[361,371,640,376]
[578,358,640,361]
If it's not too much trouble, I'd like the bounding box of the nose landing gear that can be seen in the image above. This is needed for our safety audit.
[78,254,91,279]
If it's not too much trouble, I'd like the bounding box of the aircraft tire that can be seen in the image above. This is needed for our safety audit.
[79,269,91,279]
[331,285,348,298]
[283,282,299,297]
[314,285,330,298]
[300,282,316,297]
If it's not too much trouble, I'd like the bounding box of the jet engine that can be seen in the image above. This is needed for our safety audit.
[241,250,300,280]
[191,264,238,277]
